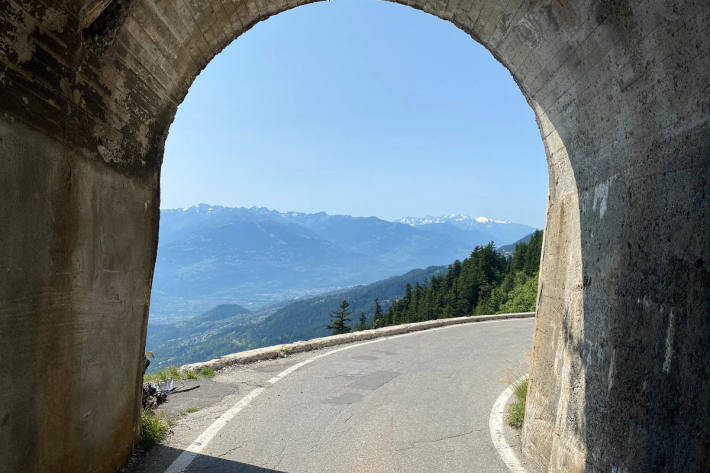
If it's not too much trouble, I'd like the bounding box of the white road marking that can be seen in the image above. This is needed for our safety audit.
[164,387,265,473]
[489,375,528,473]
[165,317,532,472]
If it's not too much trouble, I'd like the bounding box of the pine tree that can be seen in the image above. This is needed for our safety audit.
[356,312,368,331]
[328,299,352,335]
[372,298,384,328]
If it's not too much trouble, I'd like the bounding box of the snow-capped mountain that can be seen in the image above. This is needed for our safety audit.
[397,214,535,245]
[398,213,510,226]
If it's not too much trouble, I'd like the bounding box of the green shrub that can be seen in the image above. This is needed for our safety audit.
[513,377,528,400]
[140,410,171,449]
[188,366,216,379]
[144,365,216,383]
[143,366,181,383]
[506,379,529,429]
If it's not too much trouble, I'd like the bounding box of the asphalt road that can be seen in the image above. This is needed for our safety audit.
[133,317,535,473]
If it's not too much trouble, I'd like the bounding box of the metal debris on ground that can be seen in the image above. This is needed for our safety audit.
[141,378,201,409]
[141,382,167,410]
[141,355,200,409]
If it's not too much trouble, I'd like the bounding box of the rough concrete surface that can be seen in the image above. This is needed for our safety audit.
[0,1,708,472]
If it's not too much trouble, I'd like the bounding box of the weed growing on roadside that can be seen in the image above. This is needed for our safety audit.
[140,410,172,449]
[506,378,528,429]
[144,366,216,383]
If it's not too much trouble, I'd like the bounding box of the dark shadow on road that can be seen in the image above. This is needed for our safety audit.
[121,445,287,473]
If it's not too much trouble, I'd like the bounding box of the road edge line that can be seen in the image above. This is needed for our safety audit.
[489,375,529,473]
[164,317,533,473]
[164,387,265,473]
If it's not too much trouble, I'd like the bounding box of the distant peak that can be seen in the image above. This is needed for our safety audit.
[474,216,510,224]
[397,214,513,226]
[178,203,223,212]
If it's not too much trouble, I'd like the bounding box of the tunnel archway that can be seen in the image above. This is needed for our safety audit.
[0,1,708,472]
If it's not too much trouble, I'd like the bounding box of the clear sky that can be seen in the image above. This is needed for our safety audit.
[161,0,548,228]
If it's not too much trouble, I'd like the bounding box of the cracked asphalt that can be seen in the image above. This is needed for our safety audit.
[131,317,534,473]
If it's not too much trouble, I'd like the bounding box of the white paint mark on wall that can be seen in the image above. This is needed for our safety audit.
[584,339,594,369]
[637,294,652,310]
[591,176,616,219]
[663,310,675,374]
[607,349,616,393]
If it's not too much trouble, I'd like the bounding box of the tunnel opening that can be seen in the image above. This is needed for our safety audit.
[145,0,548,376]
[133,2,582,472]
[1,1,708,473]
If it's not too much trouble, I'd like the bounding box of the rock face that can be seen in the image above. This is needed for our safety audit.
[0,1,708,472]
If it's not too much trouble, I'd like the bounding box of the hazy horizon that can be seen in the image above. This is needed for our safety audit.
[158,202,539,227]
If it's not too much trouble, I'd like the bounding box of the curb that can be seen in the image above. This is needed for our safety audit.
[181,311,535,372]
[489,375,529,473]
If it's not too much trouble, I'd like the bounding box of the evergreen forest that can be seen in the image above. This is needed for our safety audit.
[336,230,543,333]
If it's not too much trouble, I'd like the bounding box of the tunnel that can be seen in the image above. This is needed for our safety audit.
[0,0,708,472]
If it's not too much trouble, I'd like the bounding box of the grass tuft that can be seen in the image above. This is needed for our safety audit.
[506,378,529,429]
[144,365,216,383]
[181,406,201,415]
[140,410,172,449]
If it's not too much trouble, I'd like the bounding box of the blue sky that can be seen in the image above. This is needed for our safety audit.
[161,0,547,228]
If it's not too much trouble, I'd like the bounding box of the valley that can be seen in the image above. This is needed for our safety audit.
[150,205,535,322]
[146,205,539,372]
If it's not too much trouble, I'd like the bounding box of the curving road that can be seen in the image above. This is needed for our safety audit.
[134,317,534,473]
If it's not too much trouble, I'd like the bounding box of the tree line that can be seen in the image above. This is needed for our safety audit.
[327,230,543,334]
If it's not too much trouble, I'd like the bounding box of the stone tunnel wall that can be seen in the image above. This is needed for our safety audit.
[523,3,710,470]
[0,1,708,472]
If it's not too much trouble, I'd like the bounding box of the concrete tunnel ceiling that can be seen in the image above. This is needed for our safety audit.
[0,1,708,472]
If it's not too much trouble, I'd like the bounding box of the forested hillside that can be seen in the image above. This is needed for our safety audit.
[146,304,257,355]
[146,266,443,370]
[371,230,543,328]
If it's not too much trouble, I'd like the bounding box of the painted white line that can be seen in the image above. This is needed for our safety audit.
[165,317,533,472]
[164,387,265,473]
[489,375,529,473]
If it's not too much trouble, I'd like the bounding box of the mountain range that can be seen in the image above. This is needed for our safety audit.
[149,205,535,323]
